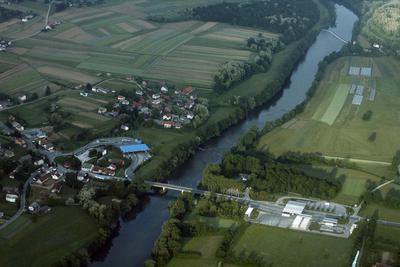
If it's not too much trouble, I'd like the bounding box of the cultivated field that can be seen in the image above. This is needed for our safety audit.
[4,2,278,90]
[258,56,400,162]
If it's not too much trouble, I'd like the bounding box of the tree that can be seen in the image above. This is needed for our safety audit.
[362,110,373,121]
[85,83,92,92]
[45,86,51,96]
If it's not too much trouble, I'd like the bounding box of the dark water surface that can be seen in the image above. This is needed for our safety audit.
[91,5,358,267]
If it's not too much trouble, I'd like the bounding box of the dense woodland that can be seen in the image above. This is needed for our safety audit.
[200,147,343,200]
[0,7,23,23]
[189,0,320,44]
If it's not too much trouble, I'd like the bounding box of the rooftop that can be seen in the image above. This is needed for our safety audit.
[119,144,150,153]
[282,200,306,215]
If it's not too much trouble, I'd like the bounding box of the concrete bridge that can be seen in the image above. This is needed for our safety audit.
[322,29,349,43]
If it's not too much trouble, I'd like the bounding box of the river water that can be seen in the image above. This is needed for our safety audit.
[92,4,357,267]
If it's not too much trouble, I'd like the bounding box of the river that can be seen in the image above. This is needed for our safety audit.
[91,4,358,267]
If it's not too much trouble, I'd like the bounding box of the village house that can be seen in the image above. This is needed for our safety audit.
[4,149,15,158]
[121,99,130,105]
[121,125,129,131]
[18,95,27,102]
[181,86,193,96]
[98,107,107,114]
[51,172,63,180]
[34,159,45,166]
[35,173,51,185]
[11,121,24,132]
[152,94,161,100]
[162,114,172,121]
[152,99,161,105]
[136,90,143,96]
[77,172,89,182]
[162,121,173,128]
[81,163,94,172]
[186,112,194,120]
[92,166,115,176]
[15,138,27,148]
[28,202,40,213]
[107,164,117,171]
[5,193,18,203]
[51,181,63,194]
[161,86,168,93]
[3,187,19,203]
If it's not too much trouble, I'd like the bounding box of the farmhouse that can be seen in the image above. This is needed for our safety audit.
[282,201,306,217]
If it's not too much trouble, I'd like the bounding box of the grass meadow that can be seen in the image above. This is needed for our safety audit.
[233,224,353,267]
[257,56,400,163]
[0,207,98,267]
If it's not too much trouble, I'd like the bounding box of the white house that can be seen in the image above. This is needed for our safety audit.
[152,94,161,100]
[5,193,18,203]
[121,125,129,131]
[161,86,168,93]
[162,114,171,120]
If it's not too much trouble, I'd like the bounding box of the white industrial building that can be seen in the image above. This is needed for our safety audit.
[291,215,312,230]
[282,200,306,217]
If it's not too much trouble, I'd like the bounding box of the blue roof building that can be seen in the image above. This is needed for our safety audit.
[119,144,150,153]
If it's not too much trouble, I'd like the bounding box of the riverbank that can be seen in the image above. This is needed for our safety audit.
[91,3,358,267]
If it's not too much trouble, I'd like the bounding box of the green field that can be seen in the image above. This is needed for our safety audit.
[0,207,98,267]
[300,164,380,205]
[258,56,400,163]
[168,235,230,267]
[234,224,353,267]
[360,203,400,223]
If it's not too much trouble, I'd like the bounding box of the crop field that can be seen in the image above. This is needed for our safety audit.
[257,56,400,162]
[0,63,59,97]
[233,224,353,267]
[2,0,279,91]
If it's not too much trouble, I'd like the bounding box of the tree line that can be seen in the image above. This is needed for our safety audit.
[188,0,320,44]
[0,7,23,23]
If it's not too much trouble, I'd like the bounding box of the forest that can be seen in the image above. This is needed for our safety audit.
[200,150,343,200]
[189,0,320,44]
[0,7,23,23]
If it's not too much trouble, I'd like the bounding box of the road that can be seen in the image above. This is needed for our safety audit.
[372,179,395,192]
[323,155,391,166]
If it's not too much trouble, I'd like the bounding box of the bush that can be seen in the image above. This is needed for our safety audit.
[362,110,373,121]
